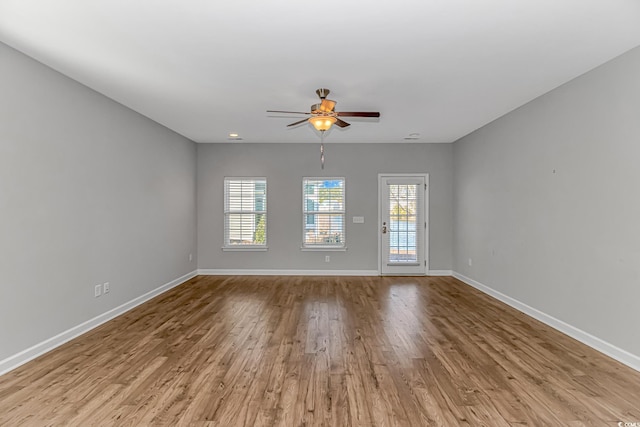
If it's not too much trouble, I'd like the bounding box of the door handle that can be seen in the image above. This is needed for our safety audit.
[381,222,387,234]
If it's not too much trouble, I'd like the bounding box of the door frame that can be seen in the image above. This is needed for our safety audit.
[378,173,429,276]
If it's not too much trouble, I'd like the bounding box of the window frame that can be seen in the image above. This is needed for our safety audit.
[301,177,346,251]
[223,177,268,251]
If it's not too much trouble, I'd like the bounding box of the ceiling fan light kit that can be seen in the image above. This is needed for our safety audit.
[309,116,337,132]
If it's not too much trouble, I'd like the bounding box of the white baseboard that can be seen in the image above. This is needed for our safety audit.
[428,270,452,276]
[452,272,640,373]
[199,269,453,277]
[198,269,379,276]
[0,270,198,377]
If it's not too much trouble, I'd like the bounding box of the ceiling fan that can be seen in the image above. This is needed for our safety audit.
[267,88,380,132]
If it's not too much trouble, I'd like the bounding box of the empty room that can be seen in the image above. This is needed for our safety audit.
[1,1,640,425]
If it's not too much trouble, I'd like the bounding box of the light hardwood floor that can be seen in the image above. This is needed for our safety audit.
[1,275,639,426]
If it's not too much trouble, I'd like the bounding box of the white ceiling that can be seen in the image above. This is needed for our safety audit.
[1,1,640,144]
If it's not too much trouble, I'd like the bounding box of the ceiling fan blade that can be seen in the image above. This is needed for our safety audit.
[336,111,380,117]
[334,118,350,128]
[267,110,310,115]
[287,118,310,127]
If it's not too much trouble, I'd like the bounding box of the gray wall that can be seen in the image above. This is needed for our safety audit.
[453,46,640,356]
[198,143,453,272]
[0,42,197,360]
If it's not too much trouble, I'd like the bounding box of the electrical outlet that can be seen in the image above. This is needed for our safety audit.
[468,258,473,266]
[325,256,330,263]
[189,253,193,262]
[94,284,102,297]
[103,282,110,294]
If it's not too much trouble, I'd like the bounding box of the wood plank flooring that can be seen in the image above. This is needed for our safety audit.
[1,275,639,426]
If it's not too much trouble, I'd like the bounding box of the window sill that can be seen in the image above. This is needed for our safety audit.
[222,246,268,252]
[300,246,347,252]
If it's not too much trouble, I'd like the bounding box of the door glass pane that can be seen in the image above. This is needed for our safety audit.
[388,184,417,263]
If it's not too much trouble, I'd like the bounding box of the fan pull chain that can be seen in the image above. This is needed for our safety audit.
[320,132,325,169]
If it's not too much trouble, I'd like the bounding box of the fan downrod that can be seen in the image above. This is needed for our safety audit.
[316,88,330,99]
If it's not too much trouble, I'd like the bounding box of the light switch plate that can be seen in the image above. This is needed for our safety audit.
[353,216,365,223]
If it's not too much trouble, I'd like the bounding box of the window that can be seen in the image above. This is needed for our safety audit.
[302,178,345,248]
[224,178,267,249]
[388,183,418,263]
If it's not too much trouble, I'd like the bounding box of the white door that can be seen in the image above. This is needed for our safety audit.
[379,174,428,275]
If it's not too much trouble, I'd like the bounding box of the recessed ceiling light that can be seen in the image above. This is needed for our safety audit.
[229,133,239,138]
[404,132,421,140]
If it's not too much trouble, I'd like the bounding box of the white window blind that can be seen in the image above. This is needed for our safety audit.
[224,178,267,247]
[302,178,345,248]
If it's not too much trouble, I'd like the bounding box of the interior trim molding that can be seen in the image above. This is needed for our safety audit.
[198,269,379,276]
[0,270,198,377]
[198,269,452,277]
[428,270,453,276]
[453,272,640,373]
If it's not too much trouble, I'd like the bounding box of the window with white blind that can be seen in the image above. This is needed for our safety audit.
[224,178,267,249]
[302,178,345,249]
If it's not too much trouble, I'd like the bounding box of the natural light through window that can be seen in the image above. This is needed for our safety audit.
[224,178,267,249]
[388,184,417,263]
[302,178,345,248]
